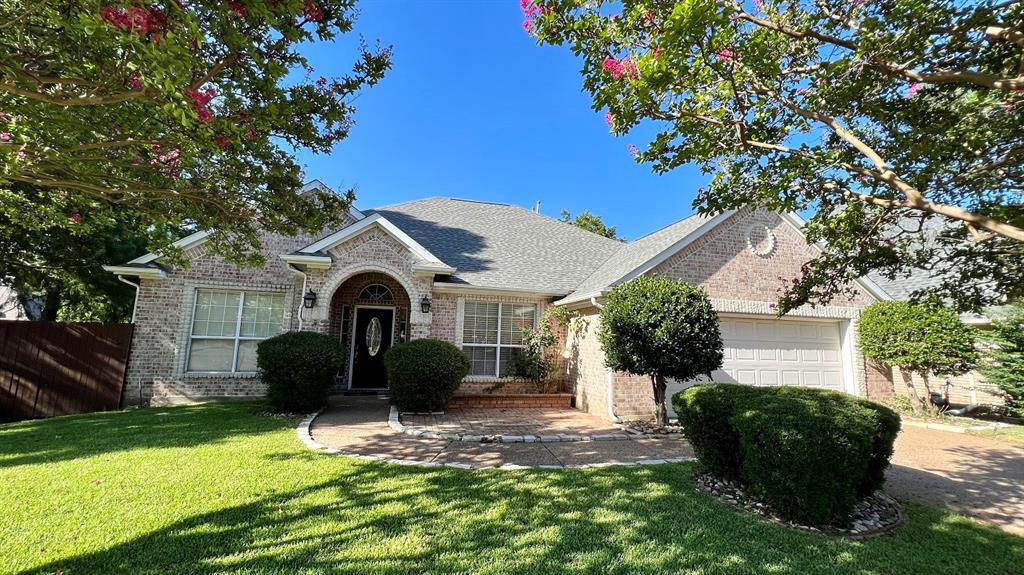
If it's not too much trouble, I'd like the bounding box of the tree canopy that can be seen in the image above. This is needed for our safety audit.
[559,209,622,240]
[858,300,978,412]
[978,303,1024,416]
[1,0,390,268]
[528,0,1024,313]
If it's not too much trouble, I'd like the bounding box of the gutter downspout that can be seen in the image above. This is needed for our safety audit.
[117,276,141,323]
[286,263,308,331]
[592,296,621,424]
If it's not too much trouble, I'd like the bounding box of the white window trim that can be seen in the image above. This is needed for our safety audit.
[185,288,285,375]
[461,301,537,379]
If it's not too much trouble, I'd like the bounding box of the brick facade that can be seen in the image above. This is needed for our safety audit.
[564,210,879,422]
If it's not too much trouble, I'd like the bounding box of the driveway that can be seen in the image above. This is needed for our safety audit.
[887,425,1024,535]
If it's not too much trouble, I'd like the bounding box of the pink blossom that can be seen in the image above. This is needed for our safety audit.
[186,87,217,123]
[246,127,257,140]
[604,111,614,127]
[1003,100,1016,112]
[522,19,533,33]
[520,0,540,18]
[58,190,68,200]
[907,82,922,97]
[602,57,623,78]
[127,74,142,91]
[0,132,10,142]
[100,5,165,36]
[303,0,324,22]
[214,135,231,150]
[68,213,83,223]
[627,144,639,156]
[717,48,734,62]
[602,56,638,80]
[753,0,764,11]
[228,1,247,17]
[652,45,661,59]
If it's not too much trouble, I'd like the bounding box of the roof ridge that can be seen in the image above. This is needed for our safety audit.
[506,203,627,246]
[626,211,704,244]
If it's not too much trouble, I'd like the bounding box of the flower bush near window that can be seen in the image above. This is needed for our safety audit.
[510,306,576,393]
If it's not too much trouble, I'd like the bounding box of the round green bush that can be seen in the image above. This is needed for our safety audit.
[674,384,900,526]
[257,331,345,413]
[383,339,470,412]
[673,384,760,480]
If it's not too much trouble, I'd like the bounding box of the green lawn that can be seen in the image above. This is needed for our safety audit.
[1,404,1021,575]
[970,424,1024,446]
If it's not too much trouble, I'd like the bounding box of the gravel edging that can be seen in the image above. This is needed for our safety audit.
[390,405,635,443]
[694,472,905,540]
[299,410,695,470]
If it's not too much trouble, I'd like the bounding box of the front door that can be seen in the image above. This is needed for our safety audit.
[350,307,394,389]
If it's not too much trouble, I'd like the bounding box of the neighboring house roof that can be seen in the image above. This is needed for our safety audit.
[362,198,625,294]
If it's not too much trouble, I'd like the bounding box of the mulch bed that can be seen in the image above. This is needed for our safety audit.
[694,472,904,539]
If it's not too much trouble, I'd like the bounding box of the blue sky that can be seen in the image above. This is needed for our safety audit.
[296,0,708,241]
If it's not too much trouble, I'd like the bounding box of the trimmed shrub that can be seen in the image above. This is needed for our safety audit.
[384,339,470,412]
[257,331,345,413]
[674,384,900,526]
[672,384,760,480]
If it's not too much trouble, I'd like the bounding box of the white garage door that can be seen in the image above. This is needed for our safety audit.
[667,317,847,418]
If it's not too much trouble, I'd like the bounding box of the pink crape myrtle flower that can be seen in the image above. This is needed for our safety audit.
[0,132,11,142]
[907,82,922,97]
[604,111,614,127]
[627,144,639,157]
[602,56,638,80]
[717,48,734,62]
[68,213,83,223]
[187,87,217,123]
[214,135,231,150]
[127,73,143,91]
[228,1,248,18]
[304,0,324,22]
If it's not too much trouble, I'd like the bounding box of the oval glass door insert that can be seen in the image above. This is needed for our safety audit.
[366,317,382,357]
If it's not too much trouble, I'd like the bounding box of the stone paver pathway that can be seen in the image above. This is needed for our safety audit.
[306,395,693,469]
[887,425,1024,535]
[401,407,627,438]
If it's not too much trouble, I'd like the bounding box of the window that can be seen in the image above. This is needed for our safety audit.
[358,284,394,302]
[462,301,536,377]
[187,289,285,373]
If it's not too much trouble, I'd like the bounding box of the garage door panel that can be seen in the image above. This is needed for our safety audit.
[666,317,848,418]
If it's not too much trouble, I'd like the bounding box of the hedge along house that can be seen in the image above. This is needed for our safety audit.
[106,181,895,420]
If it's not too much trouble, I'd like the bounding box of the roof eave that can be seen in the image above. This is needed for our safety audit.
[102,265,167,280]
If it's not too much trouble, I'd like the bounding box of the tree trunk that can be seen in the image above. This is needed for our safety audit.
[651,374,668,427]
[900,367,928,413]
[920,372,942,416]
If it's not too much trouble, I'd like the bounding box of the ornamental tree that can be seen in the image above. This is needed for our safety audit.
[599,275,724,425]
[858,301,978,414]
[0,0,391,268]
[528,0,1024,314]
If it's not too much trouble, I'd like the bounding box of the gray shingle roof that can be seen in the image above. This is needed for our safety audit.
[558,212,717,303]
[364,198,624,294]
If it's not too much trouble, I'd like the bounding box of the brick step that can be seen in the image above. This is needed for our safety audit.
[448,393,573,409]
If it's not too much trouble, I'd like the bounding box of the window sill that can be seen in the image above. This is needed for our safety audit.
[183,371,260,379]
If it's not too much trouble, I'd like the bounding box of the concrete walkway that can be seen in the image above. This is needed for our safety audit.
[887,426,1024,535]
[306,395,694,469]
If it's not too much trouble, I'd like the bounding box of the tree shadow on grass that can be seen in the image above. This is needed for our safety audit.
[15,459,1024,575]
[0,402,288,468]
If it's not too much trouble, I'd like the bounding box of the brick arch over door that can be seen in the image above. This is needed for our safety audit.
[327,271,412,389]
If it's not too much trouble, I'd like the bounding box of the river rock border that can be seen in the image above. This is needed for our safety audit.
[390,406,635,443]
[694,472,905,539]
[298,411,695,470]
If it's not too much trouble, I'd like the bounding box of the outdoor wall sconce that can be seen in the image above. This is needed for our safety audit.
[420,295,432,314]
[303,290,318,309]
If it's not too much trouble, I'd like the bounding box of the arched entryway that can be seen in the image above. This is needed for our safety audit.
[328,272,412,389]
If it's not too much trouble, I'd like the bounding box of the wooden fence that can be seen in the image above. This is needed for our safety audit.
[0,321,134,421]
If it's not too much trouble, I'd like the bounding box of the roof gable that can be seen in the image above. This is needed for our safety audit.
[296,213,455,274]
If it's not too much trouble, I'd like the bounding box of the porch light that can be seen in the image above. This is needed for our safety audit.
[420,295,432,314]
[303,290,318,309]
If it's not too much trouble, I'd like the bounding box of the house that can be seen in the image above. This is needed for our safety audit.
[105,181,895,420]
[0,285,30,320]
